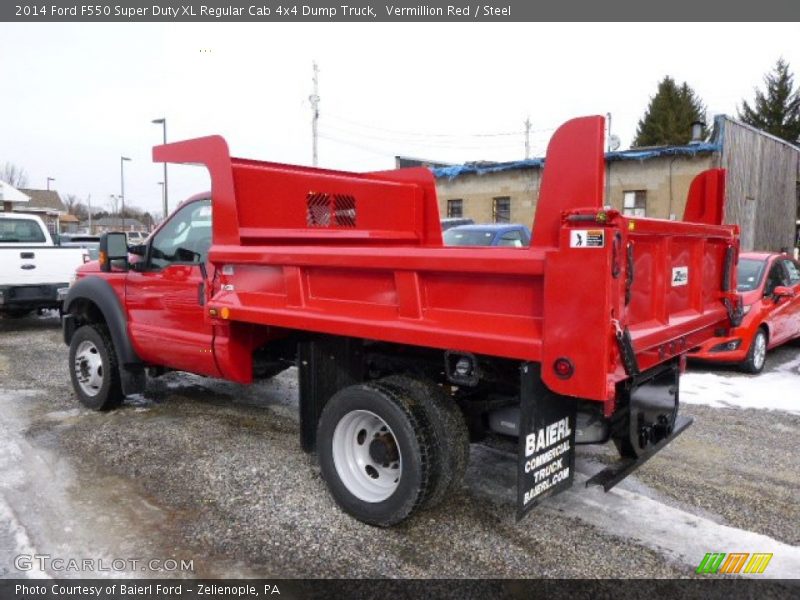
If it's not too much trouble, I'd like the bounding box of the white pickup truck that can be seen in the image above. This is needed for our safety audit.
[0,213,87,317]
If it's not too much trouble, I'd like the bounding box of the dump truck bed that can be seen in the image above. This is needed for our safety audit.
[153,117,739,411]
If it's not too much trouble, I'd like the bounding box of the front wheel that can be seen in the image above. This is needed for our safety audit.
[317,381,435,527]
[741,329,767,374]
[69,324,124,410]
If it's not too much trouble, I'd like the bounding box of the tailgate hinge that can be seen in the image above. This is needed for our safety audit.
[613,319,640,377]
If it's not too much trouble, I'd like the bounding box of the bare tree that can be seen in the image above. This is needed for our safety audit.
[107,194,120,215]
[63,193,80,214]
[0,162,29,188]
[72,201,90,221]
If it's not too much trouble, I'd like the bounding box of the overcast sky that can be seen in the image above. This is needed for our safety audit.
[1,22,799,218]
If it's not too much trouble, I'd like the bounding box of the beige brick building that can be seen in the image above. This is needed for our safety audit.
[429,116,800,251]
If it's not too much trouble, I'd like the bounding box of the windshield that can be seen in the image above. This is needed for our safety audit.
[443,229,496,246]
[737,258,767,292]
[0,218,47,243]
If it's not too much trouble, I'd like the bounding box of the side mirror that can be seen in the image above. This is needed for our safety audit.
[773,286,795,299]
[99,232,129,273]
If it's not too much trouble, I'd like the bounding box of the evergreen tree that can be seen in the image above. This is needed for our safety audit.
[738,58,800,146]
[633,77,706,147]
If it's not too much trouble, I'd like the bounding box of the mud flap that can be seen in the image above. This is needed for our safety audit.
[517,362,577,521]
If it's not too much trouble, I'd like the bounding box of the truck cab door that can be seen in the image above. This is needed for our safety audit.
[125,199,219,376]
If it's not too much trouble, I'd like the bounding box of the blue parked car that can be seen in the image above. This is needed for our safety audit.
[443,223,531,247]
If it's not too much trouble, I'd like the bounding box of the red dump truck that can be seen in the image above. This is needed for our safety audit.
[62,116,741,526]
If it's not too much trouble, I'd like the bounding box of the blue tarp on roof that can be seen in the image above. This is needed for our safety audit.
[431,142,721,180]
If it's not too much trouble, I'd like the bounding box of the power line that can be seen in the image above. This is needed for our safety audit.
[318,133,397,158]
[324,111,553,139]
[319,123,539,150]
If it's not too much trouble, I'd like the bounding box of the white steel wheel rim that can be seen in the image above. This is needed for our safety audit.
[753,333,766,370]
[74,340,104,397]
[332,409,402,503]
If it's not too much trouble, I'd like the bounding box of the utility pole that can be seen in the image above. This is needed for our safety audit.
[309,61,320,167]
[524,117,531,159]
[606,112,612,152]
[87,194,92,234]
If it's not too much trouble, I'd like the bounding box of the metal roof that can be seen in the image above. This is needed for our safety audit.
[432,143,720,180]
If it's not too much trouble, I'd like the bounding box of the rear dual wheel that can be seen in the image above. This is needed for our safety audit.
[317,376,469,527]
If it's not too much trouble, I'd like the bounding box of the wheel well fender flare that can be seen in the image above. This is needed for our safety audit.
[63,276,141,367]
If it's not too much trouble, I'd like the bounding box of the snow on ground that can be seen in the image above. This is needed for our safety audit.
[682,352,800,415]
[556,465,800,580]
[0,391,51,578]
[472,445,800,579]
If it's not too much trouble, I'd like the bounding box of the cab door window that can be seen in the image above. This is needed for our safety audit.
[149,200,212,270]
[781,259,800,285]
[763,261,788,296]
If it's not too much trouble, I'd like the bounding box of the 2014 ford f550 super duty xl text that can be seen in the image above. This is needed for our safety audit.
[61,116,741,526]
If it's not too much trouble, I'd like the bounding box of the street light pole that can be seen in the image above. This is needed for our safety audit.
[157,181,164,223]
[152,118,168,217]
[120,156,131,232]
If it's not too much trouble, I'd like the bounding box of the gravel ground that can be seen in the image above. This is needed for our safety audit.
[1,311,799,581]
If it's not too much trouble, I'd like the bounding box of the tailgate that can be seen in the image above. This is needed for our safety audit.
[539,196,738,404]
[0,248,86,286]
[623,217,737,372]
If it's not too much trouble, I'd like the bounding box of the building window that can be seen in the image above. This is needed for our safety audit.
[623,191,647,217]
[493,196,511,223]
[447,199,463,218]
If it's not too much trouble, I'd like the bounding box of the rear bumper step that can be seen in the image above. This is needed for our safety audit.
[585,415,693,491]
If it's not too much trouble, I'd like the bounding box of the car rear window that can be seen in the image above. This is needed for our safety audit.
[0,218,46,243]
[443,229,495,246]
[737,258,767,292]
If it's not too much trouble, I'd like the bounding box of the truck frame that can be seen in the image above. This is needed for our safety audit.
[62,116,740,525]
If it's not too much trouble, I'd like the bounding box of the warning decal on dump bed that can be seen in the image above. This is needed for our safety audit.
[517,363,577,520]
[570,229,604,248]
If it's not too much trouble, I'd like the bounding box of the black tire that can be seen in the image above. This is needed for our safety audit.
[317,381,434,527]
[740,328,768,374]
[380,375,470,509]
[68,324,124,410]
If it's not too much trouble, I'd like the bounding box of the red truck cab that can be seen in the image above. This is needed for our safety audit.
[63,116,740,526]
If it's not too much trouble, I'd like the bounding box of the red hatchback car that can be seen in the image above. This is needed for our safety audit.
[689,252,800,373]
